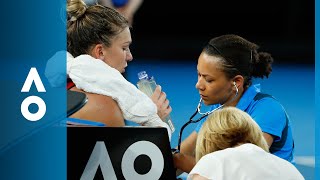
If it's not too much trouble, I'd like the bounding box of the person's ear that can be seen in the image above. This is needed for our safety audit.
[91,44,105,59]
[232,75,244,89]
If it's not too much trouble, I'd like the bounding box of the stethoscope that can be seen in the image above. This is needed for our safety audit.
[173,82,239,153]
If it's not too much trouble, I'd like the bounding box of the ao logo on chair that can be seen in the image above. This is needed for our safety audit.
[81,140,164,180]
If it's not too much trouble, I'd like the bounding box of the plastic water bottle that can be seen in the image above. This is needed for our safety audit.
[137,71,175,133]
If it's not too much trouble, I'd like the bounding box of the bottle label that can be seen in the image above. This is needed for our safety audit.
[166,118,175,133]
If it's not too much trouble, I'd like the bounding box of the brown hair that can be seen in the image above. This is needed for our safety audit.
[67,0,129,56]
[195,107,269,162]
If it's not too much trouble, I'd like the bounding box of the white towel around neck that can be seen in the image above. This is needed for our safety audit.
[66,53,171,137]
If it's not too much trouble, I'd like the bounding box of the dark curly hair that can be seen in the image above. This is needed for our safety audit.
[203,34,274,88]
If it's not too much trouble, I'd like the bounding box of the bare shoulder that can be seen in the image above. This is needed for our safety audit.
[69,88,125,126]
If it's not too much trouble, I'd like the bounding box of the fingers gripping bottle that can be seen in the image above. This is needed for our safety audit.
[137,71,175,133]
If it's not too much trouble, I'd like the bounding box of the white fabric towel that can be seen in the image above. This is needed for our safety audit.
[66,53,171,138]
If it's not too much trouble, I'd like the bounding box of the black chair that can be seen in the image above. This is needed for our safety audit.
[67,90,88,117]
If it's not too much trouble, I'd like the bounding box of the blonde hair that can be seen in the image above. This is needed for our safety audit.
[195,107,269,162]
[67,0,129,56]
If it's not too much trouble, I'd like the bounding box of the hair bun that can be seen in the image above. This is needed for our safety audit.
[67,0,87,22]
[251,52,274,78]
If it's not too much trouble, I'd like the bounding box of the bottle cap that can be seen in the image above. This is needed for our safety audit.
[138,71,148,80]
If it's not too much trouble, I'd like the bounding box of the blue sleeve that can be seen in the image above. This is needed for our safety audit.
[67,118,106,126]
[249,98,287,141]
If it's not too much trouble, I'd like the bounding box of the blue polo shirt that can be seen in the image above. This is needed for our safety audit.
[195,84,295,164]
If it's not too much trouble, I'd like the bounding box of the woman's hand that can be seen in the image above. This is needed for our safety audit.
[151,85,172,121]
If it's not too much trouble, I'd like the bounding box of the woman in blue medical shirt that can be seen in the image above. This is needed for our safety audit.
[174,34,295,173]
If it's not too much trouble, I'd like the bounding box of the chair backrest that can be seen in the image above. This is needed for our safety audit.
[67,127,177,180]
[67,90,87,117]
